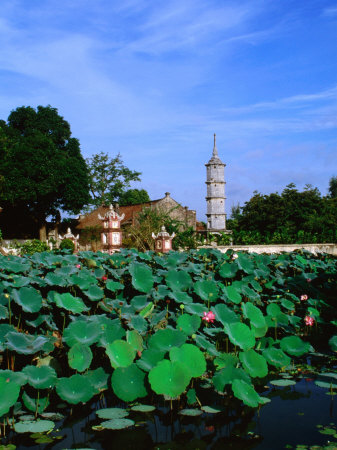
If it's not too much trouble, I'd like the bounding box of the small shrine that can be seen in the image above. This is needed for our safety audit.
[98,204,125,254]
[152,226,175,253]
[59,228,80,252]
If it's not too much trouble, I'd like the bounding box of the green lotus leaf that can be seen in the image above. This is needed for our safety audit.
[131,404,155,412]
[130,295,148,310]
[176,314,201,336]
[63,320,102,347]
[270,379,296,387]
[249,279,263,292]
[111,363,147,402]
[262,347,291,368]
[214,304,239,326]
[184,303,208,315]
[224,322,255,351]
[148,329,186,353]
[14,420,55,434]
[54,292,89,314]
[5,332,53,355]
[266,303,282,318]
[194,334,219,356]
[315,381,337,389]
[280,336,310,357]
[236,254,255,274]
[130,315,148,333]
[179,409,202,416]
[44,272,67,287]
[68,343,93,372]
[69,273,96,290]
[22,365,57,389]
[165,270,192,292]
[96,408,128,419]
[223,285,242,304]
[106,340,136,369]
[100,418,135,430]
[239,349,268,378]
[99,321,126,346]
[2,260,31,274]
[139,302,154,318]
[0,376,20,416]
[0,305,8,319]
[201,405,222,414]
[11,287,43,313]
[22,391,49,413]
[169,344,206,378]
[83,368,109,393]
[40,412,65,421]
[83,285,104,301]
[329,335,337,351]
[169,291,194,304]
[212,366,251,392]
[242,302,266,330]
[56,374,95,404]
[232,379,261,407]
[219,262,238,278]
[136,348,166,372]
[126,330,143,352]
[214,353,238,369]
[194,280,219,302]
[129,263,154,293]
[0,369,27,386]
[106,280,124,292]
[149,360,190,398]
[281,299,295,310]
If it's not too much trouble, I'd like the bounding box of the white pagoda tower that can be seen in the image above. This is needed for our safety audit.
[205,134,226,231]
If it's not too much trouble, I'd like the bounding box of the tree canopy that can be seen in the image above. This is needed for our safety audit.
[119,188,150,206]
[86,152,142,209]
[227,181,337,244]
[0,105,90,239]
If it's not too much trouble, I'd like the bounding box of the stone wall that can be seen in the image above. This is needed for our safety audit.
[199,243,337,256]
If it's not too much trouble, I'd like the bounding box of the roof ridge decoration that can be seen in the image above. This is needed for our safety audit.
[98,204,125,221]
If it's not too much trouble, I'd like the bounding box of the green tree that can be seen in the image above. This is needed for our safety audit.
[328,176,337,198]
[86,152,141,208]
[119,188,150,206]
[0,106,90,240]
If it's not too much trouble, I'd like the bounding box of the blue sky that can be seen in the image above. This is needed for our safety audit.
[0,0,336,221]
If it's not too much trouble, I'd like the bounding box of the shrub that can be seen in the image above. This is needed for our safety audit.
[19,239,49,255]
[59,238,75,253]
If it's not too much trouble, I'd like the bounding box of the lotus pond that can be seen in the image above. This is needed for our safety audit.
[0,248,336,449]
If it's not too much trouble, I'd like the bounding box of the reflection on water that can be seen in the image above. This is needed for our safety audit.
[3,372,337,450]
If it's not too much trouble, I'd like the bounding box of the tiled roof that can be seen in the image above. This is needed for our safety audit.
[77,201,159,230]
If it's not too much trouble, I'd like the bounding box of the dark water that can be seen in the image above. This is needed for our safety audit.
[3,375,337,450]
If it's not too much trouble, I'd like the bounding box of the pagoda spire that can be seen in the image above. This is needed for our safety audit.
[213,133,218,157]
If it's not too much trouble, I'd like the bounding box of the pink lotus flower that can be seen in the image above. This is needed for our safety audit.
[300,294,308,301]
[102,275,108,281]
[202,311,215,323]
[306,278,312,283]
[76,264,81,269]
[304,315,314,326]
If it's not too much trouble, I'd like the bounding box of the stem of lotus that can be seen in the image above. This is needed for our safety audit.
[226,338,229,353]
[8,296,11,325]
[11,355,15,371]
[17,314,21,331]
[196,395,202,407]
[62,314,66,336]
[35,390,40,418]
[274,320,277,340]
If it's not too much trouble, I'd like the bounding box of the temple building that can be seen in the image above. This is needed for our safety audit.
[205,134,227,231]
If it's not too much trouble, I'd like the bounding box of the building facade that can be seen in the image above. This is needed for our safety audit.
[205,134,226,231]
